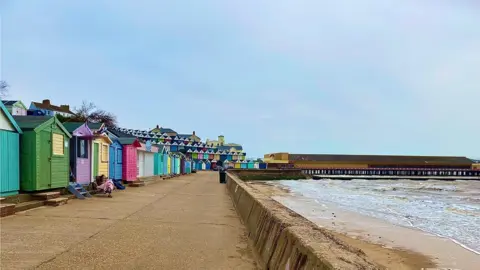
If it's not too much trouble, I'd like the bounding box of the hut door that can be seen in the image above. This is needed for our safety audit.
[50,132,67,188]
[39,131,52,189]
[93,143,99,177]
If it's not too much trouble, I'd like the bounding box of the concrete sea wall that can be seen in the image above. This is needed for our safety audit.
[228,169,307,181]
[226,172,379,270]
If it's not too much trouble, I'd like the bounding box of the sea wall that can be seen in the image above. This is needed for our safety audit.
[228,169,307,181]
[226,172,379,270]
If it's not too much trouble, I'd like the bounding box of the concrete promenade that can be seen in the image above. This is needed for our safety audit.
[0,172,258,270]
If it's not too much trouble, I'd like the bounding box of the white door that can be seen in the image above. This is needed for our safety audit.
[137,151,145,177]
[145,152,154,177]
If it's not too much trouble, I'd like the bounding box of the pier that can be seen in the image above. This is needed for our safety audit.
[302,167,480,180]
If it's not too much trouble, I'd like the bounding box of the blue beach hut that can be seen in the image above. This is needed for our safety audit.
[0,102,22,196]
[206,160,211,170]
[241,160,248,169]
[108,139,123,180]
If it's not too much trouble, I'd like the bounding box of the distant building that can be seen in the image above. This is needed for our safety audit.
[1,100,27,115]
[206,135,243,153]
[28,99,74,117]
[150,125,177,136]
[177,131,201,142]
[264,153,474,170]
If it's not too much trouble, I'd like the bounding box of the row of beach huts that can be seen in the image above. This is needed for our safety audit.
[0,100,266,197]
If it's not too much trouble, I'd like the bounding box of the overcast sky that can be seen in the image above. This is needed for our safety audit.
[1,0,479,158]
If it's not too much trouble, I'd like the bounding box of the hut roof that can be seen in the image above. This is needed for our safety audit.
[13,116,71,137]
[0,102,22,133]
[288,154,473,166]
[118,137,140,146]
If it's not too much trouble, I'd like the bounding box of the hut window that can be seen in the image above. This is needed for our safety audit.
[52,133,64,155]
[77,139,89,158]
[101,144,108,162]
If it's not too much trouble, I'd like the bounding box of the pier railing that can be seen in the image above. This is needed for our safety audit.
[301,167,480,177]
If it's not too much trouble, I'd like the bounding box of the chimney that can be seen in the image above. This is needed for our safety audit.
[42,99,51,105]
[193,131,195,136]
[156,124,159,129]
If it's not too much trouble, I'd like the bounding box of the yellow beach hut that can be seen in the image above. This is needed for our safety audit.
[92,134,112,179]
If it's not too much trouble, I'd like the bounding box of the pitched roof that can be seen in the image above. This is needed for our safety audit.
[13,116,71,137]
[288,154,474,166]
[31,101,74,114]
[2,100,18,106]
[0,102,22,133]
[118,137,140,145]
[13,116,54,129]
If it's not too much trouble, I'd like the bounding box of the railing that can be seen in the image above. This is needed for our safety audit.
[301,168,480,177]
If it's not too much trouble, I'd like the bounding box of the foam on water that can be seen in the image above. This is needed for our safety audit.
[272,179,480,254]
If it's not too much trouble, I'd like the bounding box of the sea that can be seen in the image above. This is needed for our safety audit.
[269,179,480,254]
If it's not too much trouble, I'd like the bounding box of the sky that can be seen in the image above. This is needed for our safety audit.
[1,0,479,158]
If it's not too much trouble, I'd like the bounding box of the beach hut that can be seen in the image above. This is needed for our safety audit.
[199,150,204,160]
[171,141,178,152]
[154,145,167,176]
[254,162,260,169]
[161,147,169,176]
[109,139,123,180]
[170,154,175,174]
[259,163,268,169]
[118,137,142,181]
[192,149,198,160]
[176,155,181,174]
[247,160,255,169]
[214,151,221,161]
[234,161,241,169]
[164,141,171,152]
[63,122,94,185]
[201,161,206,170]
[92,133,112,179]
[0,102,22,196]
[232,152,238,161]
[241,160,248,169]
[14,116,72,191]
[186,148,192,159]
[227,152,233,161]
[167,154,172,175]
[137,141,157,177]
[206,160,211,170]
[186,160,191,174]
[223,160,230,169]
[180,156,185,174]
[208,150,214,160]
[220,151,227,162]
[197,161,203,171]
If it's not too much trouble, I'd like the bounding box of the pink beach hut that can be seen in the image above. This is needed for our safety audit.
[64,122,94,185]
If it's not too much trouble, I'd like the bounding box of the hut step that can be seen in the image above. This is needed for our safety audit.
[32,191,61,200]
[45,197,69,207]
[1,204,16,217]
[67,183,92,200]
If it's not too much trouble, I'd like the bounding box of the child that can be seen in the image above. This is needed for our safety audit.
[95,174,114,198]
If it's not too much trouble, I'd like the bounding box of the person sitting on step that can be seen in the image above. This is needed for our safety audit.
[95,174,114,198]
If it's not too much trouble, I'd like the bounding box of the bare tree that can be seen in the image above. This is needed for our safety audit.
[0,80,8,99]
[67,100,118,128]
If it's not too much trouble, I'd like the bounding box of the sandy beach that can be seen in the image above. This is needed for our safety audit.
[247,180,480,270]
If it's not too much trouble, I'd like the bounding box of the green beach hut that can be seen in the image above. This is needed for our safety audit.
[13,116,72,191]
[0,102,22,196]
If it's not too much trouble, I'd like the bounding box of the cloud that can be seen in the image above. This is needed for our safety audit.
[2,0,479,157]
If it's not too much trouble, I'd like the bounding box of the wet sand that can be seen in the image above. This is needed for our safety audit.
[247,181,479,270]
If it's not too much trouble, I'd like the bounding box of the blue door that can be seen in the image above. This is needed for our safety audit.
[109,142,123,180]
[114,146,122,180]
[109,145,116,179]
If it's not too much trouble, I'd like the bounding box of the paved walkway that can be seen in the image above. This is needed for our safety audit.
[0,172,258,270]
